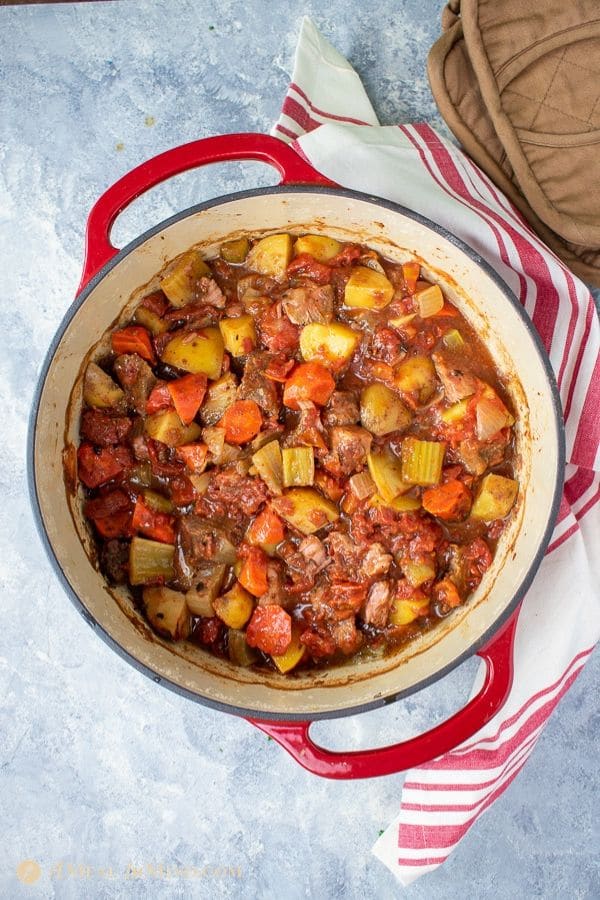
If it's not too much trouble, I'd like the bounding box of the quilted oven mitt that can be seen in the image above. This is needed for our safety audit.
[428,0,600,287]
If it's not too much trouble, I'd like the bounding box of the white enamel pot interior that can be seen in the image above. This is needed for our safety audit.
[29,186,564,720]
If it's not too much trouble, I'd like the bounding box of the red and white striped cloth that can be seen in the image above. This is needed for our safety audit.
[273,18,600,885]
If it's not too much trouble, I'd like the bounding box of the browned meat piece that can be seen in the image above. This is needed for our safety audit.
[325,531,361,581]
[322,391,360,428]
[281,282,333,325]
[360,542,393,579]
[100,539,129,584]
[298,535,329,572]
[307,582,367,623]
[174,515,236,588]
[197,276,226,308]
[113,354,156,415]
[257,560,287,607]
[163,304,219,329]
[283,402,327,450]
[80,410,132,447]
[455,433,508,476]
[300,628,337,659]
[196,466,269,520]
[370,327,404,366]
[238,351,280,418]
[432,352,478,402]
[330,618,363,655]
[361,580,392,628]
[329,425,372,475]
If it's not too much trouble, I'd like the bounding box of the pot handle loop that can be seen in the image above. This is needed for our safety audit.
[79,132,334,293]
[248,610,518,779]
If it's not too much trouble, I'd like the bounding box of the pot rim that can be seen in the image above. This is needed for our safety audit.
[27,183,566,721]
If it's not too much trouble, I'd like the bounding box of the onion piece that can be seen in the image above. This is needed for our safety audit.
[416,284,444,318]
[475,396,511,441]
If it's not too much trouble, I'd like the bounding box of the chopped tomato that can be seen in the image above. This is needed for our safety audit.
[111,325,156,364]
[84,489,133,538]
[286,253,332,284]
[422,480,472,521]
[168,474,197,506]
[246,507,286,550]
[238,545,269,597]
[283,362,335,410]
[167,373,207,425]
[220,399,263,444]
[175,442,208,473]
[131,496,176,544]
[77,442,132,488]
[259,305,300,353]
[246,605,292,656]
[146,381,173,414]
[329,244,362,266]
[264,354,295,382]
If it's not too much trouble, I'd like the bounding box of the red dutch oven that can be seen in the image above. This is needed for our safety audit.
[28,134,564,779]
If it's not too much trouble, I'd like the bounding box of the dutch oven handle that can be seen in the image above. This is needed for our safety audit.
[79,132,335,293]
[248,611,518,779]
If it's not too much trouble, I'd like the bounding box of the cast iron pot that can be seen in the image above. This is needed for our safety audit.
[28,134,564,778]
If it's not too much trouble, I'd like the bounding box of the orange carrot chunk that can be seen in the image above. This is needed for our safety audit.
[167,373,208,425]
[111,325,156,364]
[422,479,472,521]
[175,442,208,473]
[283,361,336,410]
[131,496,176,544]
[238,545,269,597]
[246,506,286,549]
[220,399,263,444]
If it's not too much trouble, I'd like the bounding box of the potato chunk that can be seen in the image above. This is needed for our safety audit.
[300,322,360,370]
[271,627,307,673]
[394,355,437,403]
[293,234,341,262]
[160,250,211,307]
[246,234,293,279]
[389,596,429,626]
[471,474,518,521]
[212,582,254,629]
[272,488,339,535]
[219,315,257,357]
[344,266,394,310]
[199,372,238,425]
[360,384,412,436]
[161,327,224,379]
[143,586,190,640]
[144,409,202,447]
[83,362,125,410]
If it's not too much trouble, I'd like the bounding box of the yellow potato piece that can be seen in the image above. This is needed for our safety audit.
[144,409,202,447]
[83,362,125,410]
[272,628,307,673]
[369,493,421,512]
[272,488,339,535]
[213,582,254,630]
[471,474,518,521]
[246,233,293,279]
[161,327,224,379]
[300,322,360,369]
[160,250,211,307]
[344,266,394,310]
[360,383,412,436]
[219,315,257,357]
[394,355,437,402]
[293,234,341,262]
[143,586,190,640]
[389,598,428,626]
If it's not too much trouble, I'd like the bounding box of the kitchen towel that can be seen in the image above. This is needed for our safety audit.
[273,17,600,885]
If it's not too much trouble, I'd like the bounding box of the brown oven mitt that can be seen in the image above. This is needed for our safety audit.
[428,0,600,287]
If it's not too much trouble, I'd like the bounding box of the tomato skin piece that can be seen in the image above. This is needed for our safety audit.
[167,373,207,425]
[77,442,132,488]
[283,362,336,410]
[246,605,292,656]
[220,399,263,444]
[131,496,176,544]
[168,474,197,506]
[286,253,332,284]
[111,325,156,364]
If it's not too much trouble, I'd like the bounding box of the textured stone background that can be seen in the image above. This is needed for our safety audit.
[1,2,598,897]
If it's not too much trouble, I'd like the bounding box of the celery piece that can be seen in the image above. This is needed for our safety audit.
[369,493,421,512]
[160,250,211,307]
[442,328,464,351]
[220,237,250,264]
[130,537,175,585]
[228,629,260,667]
[282,446,315,488]
[401,437,446,486]
[143,490,174,514]
[252,440,284,495]
[367,447,408,502]
[415,284,444,318]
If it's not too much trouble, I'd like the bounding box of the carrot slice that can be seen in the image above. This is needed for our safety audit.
[111,325,156,364]
[283,361,336,410]
[175,442,208,473]
[238,545,269,597]
[422,480,472,521]
[146,381,173,414]
[246,507,286,550]
[131,496,176,544]
[167,373,207,425]
[220,399,263,444]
